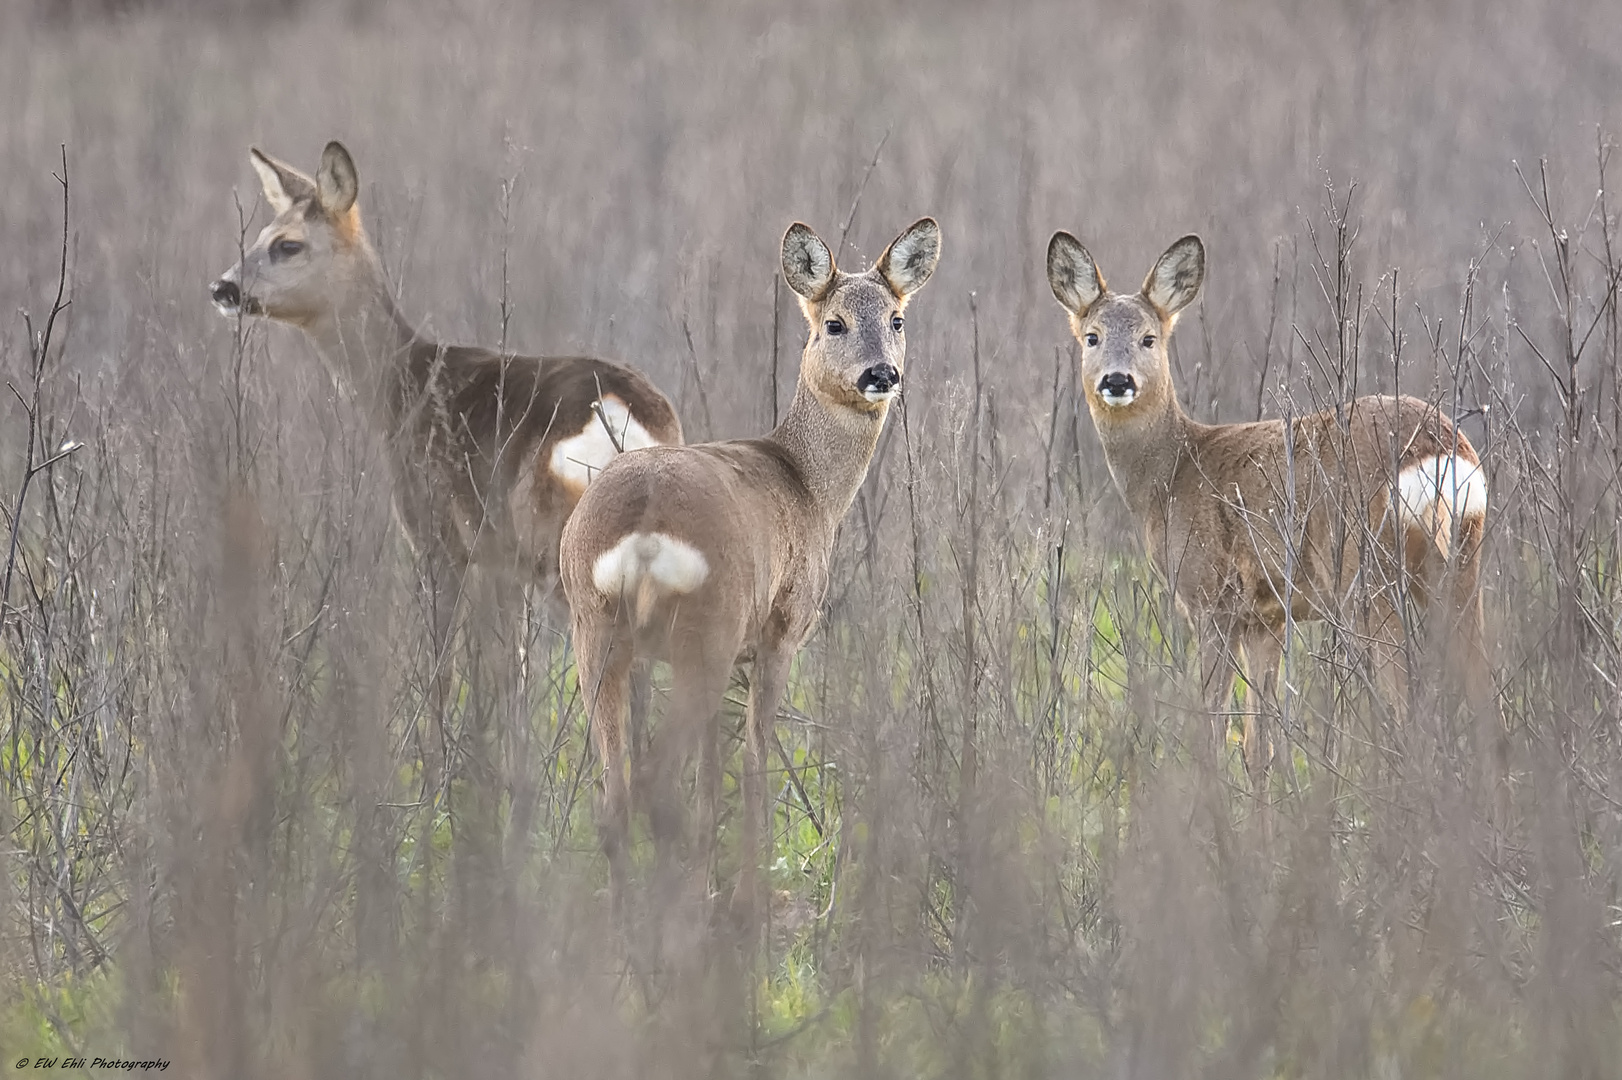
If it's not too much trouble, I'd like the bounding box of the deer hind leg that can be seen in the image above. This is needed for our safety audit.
[1437,512,1494,702]
[645,632,735,910]
[576,621,635,921]
[1360,590,1414,770]
[629,658,654,802]
[732,647,794,941]
[1441,515,1507,825]
[694,675,725,890]
[1445,587,1494,716]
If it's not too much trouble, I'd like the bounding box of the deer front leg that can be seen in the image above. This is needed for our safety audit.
[1197,621,1239,761]
[1239,627,1283,833]
[413,542,466,807]
[392,480,474,760]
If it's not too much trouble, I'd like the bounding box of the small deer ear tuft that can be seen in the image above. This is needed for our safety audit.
[249,148,316,215]
[876,217,941,297]
[317,141,360,217]
[1047,231,1105,316]
[1141,234,1205,319]
[782,223,836,301]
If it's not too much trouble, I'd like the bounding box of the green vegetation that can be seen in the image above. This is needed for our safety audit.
[3,1,1621,1076]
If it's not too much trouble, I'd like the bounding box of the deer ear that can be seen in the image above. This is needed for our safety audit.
[1141,234,1205,320]
[876,217,941,298]
[250,148,315,215]
[317,141,360,216]
[782,223,835,301]
[1047,231,1105,317]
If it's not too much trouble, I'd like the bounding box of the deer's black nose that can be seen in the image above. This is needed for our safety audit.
[1098,372,1137,398]
[211,279,241,308]
[858,363,900,396]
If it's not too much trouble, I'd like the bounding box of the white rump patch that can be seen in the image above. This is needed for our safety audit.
[1396,454,1488,527]
[550,395,661,492]
[591,532,710,597]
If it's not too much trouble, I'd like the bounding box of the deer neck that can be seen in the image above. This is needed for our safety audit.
[300,253,428,433]
[1094,391,1191,521]
[767,375,888,530]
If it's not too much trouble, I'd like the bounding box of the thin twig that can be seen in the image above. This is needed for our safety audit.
[836,128,891,263]
[591,374,626,454]
[3,146,72,629]
[680,317,715,437]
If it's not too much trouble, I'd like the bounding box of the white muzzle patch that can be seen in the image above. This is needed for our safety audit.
[1095,372,1139,407]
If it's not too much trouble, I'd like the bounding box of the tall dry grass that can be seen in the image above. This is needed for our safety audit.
[2,1,1620,1077]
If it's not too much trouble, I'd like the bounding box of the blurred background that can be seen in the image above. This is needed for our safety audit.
[2,1,1619,1076]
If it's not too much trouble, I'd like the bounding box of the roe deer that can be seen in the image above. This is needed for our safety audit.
[208,142,682,712]
[1046,232,1491,795]
[560,218,940,923]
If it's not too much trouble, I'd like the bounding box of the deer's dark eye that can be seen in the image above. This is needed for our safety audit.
[825,318,846,336]
[1084,332,1100,347]
[891,314,904,332]
[272,238,305,260]
[1140,334,1156,349]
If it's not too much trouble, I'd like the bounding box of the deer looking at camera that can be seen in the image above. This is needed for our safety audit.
[1046,232,1491,795]
[209,142,682,712]
[560,218,940,923]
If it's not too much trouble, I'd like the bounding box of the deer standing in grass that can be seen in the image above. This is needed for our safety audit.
[209,142,682,723]
[560,218,940,922]
[1046,232,1491,796]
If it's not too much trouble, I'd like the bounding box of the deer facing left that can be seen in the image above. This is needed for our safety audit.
[209,142,683,675]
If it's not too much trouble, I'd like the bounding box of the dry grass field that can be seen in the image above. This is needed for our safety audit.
[3,1,1621,1076]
